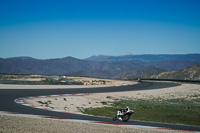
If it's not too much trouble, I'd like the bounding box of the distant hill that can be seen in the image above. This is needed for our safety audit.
[0,57,90,75]
[68,65,165,79]
[86,54,200,62]
[149,64,200,81]
[0,54,200,79]
[0,56,144,75]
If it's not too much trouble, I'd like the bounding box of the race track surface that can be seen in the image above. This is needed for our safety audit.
[0,82,200,132]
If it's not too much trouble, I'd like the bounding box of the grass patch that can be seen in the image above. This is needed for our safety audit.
[37,100,52,105]
[81,98,200,126]
[37,100,54,109]
[106,96,112,99]
[100,101,108,105]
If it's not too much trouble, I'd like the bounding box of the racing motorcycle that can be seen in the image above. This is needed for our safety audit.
[112,110,134,122]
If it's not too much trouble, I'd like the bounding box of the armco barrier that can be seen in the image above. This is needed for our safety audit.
[141,79,200,84]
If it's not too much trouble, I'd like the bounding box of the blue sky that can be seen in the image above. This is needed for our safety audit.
[0,0,200,59]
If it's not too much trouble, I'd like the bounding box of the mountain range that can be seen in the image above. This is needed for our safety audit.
[0,54,200,79]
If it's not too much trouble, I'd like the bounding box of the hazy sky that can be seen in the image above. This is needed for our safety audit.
[0,0,200,59]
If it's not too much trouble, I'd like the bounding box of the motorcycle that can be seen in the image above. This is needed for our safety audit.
[112,110,134,122]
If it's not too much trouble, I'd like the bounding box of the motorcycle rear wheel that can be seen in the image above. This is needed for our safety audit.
[122,115,130,122]
[112,115,117,121]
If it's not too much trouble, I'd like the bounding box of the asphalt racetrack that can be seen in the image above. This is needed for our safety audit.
[0,81,200,132]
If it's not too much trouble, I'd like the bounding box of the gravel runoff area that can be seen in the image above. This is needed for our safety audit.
[0,113,187,133]
[1,77,199,133]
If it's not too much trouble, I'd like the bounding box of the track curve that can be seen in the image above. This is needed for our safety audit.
[0,82,200,132]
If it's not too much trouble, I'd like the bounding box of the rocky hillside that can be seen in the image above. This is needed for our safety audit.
[150,64,200,81]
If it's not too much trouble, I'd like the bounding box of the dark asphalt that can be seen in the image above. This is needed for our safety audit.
[0,82,200,131]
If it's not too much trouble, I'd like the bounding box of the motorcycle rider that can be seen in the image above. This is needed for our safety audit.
[117,106,130,120]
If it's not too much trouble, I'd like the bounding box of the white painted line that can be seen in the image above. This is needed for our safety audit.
[38,96,47,98]
[50,95,59,97]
